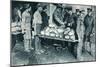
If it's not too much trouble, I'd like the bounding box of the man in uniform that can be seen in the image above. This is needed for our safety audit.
[83,8,94,54]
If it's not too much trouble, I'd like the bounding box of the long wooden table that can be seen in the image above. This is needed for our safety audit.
[38,34,79,42]
[34,34,80,59]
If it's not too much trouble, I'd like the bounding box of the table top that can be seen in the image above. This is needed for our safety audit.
[37,34,79,42]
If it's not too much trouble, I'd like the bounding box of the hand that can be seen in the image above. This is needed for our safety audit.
[64,21,67,24]
[61,22,65,25]
[22,31,25,34]
[60,24,65,28]
[68,23,71,26]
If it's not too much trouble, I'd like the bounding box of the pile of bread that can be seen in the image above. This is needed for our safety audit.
[40,27,75,40]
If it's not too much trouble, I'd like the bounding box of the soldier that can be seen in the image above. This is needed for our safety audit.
[72,9,81,40]
[41,6,49,30]
[66,8,74,28]
[83,8,94,54]
[76,10,85,60]
[73,9,80,30]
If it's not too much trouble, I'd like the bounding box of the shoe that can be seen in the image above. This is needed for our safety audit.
[30,47,34,50]
[40,49,45,53]
[35,51,42,55]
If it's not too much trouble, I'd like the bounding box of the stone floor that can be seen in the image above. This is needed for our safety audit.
[11,41,95,66]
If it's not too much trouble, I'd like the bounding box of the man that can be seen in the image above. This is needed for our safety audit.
[64,8,78,51]
[22,4,33,52]
[66,8,75,28]
[32,5,45,54]
[73,9,80,30]
[83,8,94,54]
[53,4,67,27]
[76,10,85,60]
[41,6,49,30]
[11,6,22,50]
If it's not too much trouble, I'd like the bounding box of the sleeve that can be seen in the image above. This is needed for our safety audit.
[91,17,95,33]
[53,9,64,25]
[18,10,22,20]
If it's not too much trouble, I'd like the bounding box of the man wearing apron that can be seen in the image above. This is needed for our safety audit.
[22,5,33,52]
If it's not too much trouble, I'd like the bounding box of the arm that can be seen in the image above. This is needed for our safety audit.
[54,9,64,25]
[21,13,26,34]
[91,17,95,34]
